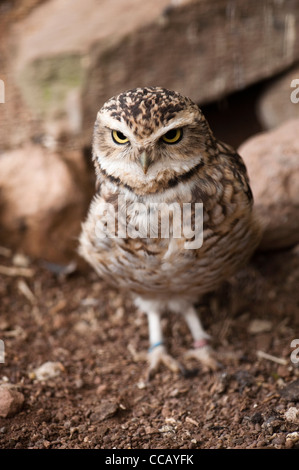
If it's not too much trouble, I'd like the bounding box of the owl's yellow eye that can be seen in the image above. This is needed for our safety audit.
[161,128,183,144]
[112,130,129,144]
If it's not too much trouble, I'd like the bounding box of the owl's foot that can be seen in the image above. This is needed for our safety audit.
[184,339,220,371]
[147,343,183,380]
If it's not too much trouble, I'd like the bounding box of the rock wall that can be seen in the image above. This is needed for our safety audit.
[5,0,299,149]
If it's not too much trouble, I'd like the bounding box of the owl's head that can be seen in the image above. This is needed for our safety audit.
[92,87,217,195]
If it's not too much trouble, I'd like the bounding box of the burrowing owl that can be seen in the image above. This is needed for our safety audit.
[79,87,261,377]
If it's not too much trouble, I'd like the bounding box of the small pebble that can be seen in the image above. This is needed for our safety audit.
[144,426,155,434]
[271,434,286,447]
[137,380,147,390]
[248,319,273,334]
[43,440,51,448]
[0,385,24,418]
[284,407,299,423]
[89,401,118,423]
[250,412,263,425]
[286,431,299,449]
[159,425,175,434]
[185,416,199,426]
[280,379,299,402]
[12,253,30,267]
[33,361,64,381]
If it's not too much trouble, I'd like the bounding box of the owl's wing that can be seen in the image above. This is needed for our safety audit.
[217,141,253,205]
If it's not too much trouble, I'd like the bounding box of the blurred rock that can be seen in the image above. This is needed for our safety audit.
[6,0,299,149]
[248,319,273,335]
[82,0,299,144]
[0,144,91,263]
[286,431,299,448]
[0,385,24,418]
[33,361,64,381]
[89,400,119,423]
[284,407,299,424]
[239,119,299,251]
[11,0,170,148]
[280,379,299,402]
[257,66,299,130]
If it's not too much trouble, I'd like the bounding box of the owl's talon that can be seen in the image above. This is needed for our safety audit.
[147,345,183,379]
[184,344,220,371]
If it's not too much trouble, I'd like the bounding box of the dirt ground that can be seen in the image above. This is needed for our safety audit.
[0,242,298,450]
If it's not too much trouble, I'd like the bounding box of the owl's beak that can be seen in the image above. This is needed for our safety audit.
[139,151,152,174]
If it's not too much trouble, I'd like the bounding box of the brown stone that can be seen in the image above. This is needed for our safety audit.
[0,385,24,418]
[280,379,299,402]
[0,144,91,262]
[239,119,299,251]
[89,401,119,423]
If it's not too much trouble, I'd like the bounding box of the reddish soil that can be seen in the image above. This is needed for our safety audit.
[0,244,298,449]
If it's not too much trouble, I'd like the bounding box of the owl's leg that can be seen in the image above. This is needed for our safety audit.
[183,306,219,371]
[135,296,182,377]
[146,310,183,379]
